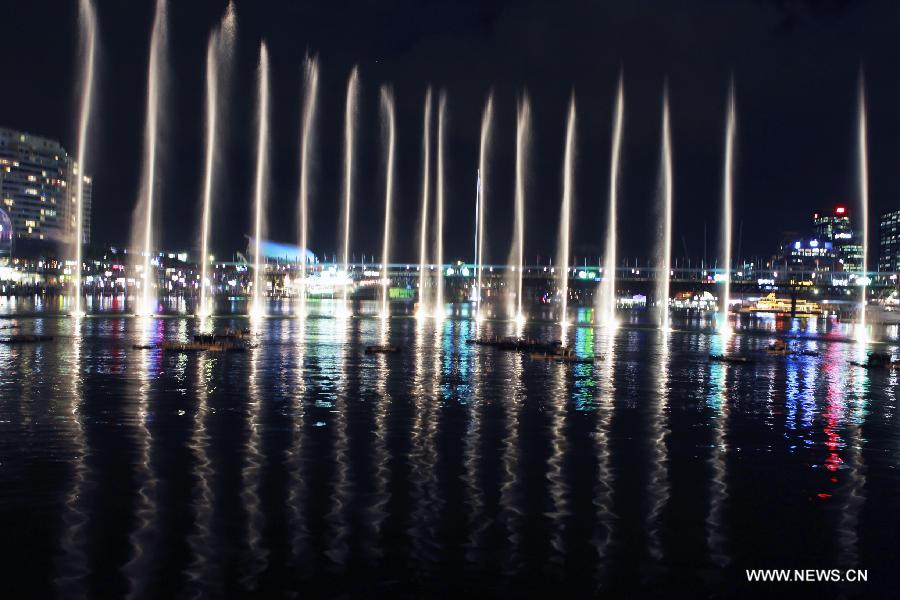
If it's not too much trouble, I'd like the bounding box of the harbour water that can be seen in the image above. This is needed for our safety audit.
[0,298,896,597]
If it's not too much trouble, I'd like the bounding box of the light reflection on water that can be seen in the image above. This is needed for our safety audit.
[0,302,897,596]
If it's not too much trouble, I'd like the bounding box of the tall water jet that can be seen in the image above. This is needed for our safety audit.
[558,94,576,338]
[197,3,235,318]
[656,88,673,331]
[250,43,270,321]
[135,0,166,316]
[433,92,447,320]
[340,68,360,309]
[416,88,433,319]
[719,83,736,336]
[297,55,319,318]
[379,86,396,320]
[508,94,530,326]
[857,71,869,342]
[72,0,97,318]
[475,94,494,323]
[598,76,624,329]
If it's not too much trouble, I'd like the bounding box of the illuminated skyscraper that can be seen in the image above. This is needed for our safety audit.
[812,205,862,272]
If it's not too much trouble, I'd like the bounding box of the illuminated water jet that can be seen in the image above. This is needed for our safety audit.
[379,86,396,321]
[598,76,624,329]
[509,94,530,325]
[72,0,96,318]
[197,3,235,319]
[719,82,736,337]
[298,55,319,319]
[656,87,673,332]
[135,0,166,317]
[476,94,493,322]
[416,88,433,319]
[558,94,576,339]
[857,71,869,344]
[341,68,360,311]
[434,92,447,321]
[250,43,270,322]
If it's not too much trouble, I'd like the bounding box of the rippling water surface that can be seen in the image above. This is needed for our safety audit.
[1,298,897,597]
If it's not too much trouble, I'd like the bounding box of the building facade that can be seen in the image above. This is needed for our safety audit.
[812,205,863,272]
[0,127,92,249]
[879,209,900,273]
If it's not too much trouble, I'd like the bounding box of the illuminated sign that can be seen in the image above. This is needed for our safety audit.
[835,206,846,215]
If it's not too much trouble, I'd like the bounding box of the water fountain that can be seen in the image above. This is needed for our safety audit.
[135,0,166,316]
[250,43,270,321]
[473,170,482,316]
[433,92,447,320]
[598,76,624,329]
[558,95,576,339]
[379,86,396,320]
[72,0,97,318]
[341,68,360,311]
[719,84,736,336]
[857,71,869,343]
[298,55,319,319]
[656,89,673,331]
[509,95,530,326]
[475,94,494,322]
[197,3,235,319]
[417,88,433,319]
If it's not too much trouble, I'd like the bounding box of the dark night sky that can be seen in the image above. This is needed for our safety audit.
[3,0,900,265]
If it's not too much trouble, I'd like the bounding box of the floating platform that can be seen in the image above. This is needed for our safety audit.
[365,344,400,355]
[851,353,899,369]
[709,354,755,365]
[471,336,563,354]
[0,335,53,344]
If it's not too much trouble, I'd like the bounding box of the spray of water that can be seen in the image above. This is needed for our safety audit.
[599,76,624,329]
[298,55,319,318]
[476,94,494,322]
[417,88,433,319]
[857,71,869,343]
[341,68,360,310]
[657,88,673,332]
[558,94,576,338]
[720,83,736,336]
[250,43,270,321]
[73,0,97,318]
[509,95,530,326]
[380,86,396,321]
[198,3,235,318]
[434,92,447,320]
[136,0,166,316]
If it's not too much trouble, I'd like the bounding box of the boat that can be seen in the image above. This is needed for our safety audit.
[365,344,400,355]
[709,354,754,365]
[0,334,53,344]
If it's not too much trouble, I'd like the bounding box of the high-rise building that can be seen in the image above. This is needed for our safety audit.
[812,205,862,272]
[879,209,900,273]
[0,127,92,248]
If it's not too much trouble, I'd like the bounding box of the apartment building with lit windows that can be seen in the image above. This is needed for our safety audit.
[0,127,91,251]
